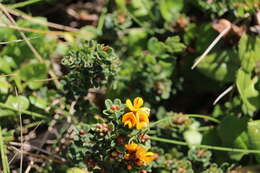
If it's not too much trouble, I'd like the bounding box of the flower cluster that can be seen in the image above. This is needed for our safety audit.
[122,97,150,129]
[65,97,157,172]
[124,143,157,170]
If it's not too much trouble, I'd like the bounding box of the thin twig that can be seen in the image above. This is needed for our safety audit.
[191,25,231,69]
[24,160,33,173]
[3,6,79,32]
[0,23,69,36]
[15,88,23,173]
[0,74,17,78]
[0,102,48,119]
[9,142,65,161]
[213,85,234,105]
[9,146,65,163]
[0,36,39,45]
[8,152,18,165]
[33,77,60,82]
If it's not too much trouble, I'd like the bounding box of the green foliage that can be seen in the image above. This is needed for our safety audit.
[236,35,260,113]
[61,40,120,96]
[0,127,10,173]
[0,0,260,172]
[64,98,154,172]
[248,121,260,163]
[197,50,239,82]
[5,95,29,111]
[192,0,259,17]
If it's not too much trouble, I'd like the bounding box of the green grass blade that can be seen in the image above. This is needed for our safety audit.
[150,136,260,154]
[6,0,42,9]
[0,127,10,173]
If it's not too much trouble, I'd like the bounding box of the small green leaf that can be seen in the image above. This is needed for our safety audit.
[197,50,239,82]
[218,116,249,160]
[5,95,30,111]
[239,35,259,72]
[105,99,113,108]
[29,96,48,109]
[66,168,88,173]
[165,36,186,53]
[19,62,48,90]
[159,0,183,22]
[148,37,166,55]
[184,130,202,146]
[248,120,260,162]
[0,56,17,73]
[0,77,10,94]
[236,69,260,112]
[129,0,152,17]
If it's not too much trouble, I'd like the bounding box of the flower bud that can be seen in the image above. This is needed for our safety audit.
[111,105,120,111]
[116,136,125,145]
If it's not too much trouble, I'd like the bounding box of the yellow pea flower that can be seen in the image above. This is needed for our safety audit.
[124,143,157,167]
[135,146,156,166]
[126,97,144,112]
[122,112,137,128]
[122,97,150,129]
[125,143,138,152]
[136,111,149,129]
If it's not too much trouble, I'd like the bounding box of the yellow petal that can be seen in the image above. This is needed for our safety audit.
[142,152,156,162]
[122,112,137,128]
[139,107,150,116]
[136,110,149,129]
[136,146,156,164]
[125,143,138,152]
[126,99,138,111]
[133,97,143,109]
[136,122,148,129]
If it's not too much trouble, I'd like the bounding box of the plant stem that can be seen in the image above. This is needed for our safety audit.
[150,113,220,127]
[97,7,107,35]
[185,114,220,123]
[0,103,49,120]
[7,0,42,9]
[150,136,260,154]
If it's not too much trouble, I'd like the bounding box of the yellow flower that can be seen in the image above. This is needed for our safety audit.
[135,146,156,166]
[126,97,144,112]
[122,112,137,128]
[124,143,157,167]
[136,111,149,129]
[122,97,150,129]
[125,143,138,152]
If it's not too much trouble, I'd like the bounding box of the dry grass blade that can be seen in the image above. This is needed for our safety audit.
[24,160,34,173]
[213,85,234,105]
[9,142,65,161]
[4,6,79,32]
[0,23,71,36]
[33,77,60,82]
[0,73,17,78]
[191,25,231,69]
[10,146,65,163]
[8,151,19,165]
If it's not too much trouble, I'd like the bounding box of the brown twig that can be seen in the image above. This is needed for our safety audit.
[3,5,79,32]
